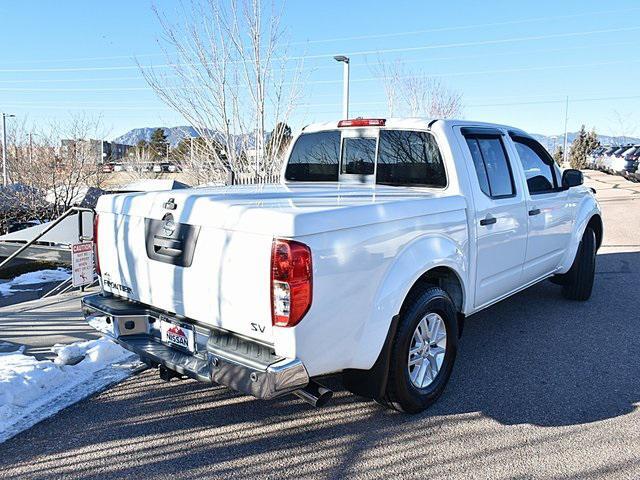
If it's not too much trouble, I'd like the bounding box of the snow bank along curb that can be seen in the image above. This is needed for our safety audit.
[0,268,71,297]
[0,336,143,444]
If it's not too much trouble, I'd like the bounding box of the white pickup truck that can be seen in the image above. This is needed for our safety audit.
[82,118,602,413]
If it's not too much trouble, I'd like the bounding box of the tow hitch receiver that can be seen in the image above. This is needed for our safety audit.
[159,365,184,382]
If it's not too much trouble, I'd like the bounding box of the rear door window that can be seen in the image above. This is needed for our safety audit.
[465,135,515,198]
[284,131,340,181]
[376,130,446,187]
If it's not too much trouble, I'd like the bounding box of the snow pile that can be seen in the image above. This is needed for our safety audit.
[0,268,71,296]
[0,337,141,443]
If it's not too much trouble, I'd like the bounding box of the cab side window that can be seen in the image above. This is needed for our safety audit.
[464,134,515,198]
[511,136,559,194]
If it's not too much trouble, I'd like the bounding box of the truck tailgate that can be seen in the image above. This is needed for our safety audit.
[97,211,274,343]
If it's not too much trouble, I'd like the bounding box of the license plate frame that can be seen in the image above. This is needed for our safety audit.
[159,315,196,353]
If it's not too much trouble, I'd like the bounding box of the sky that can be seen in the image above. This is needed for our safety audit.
[0,0,638,140]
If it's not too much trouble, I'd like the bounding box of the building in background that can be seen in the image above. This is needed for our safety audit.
[60,139,132,164]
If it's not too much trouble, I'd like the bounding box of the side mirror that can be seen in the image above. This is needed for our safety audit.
[562,169,583,189]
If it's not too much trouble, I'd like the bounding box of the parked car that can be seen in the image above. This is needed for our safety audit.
[153,164,162,173]
[620,145,640,179]
[83,118,602,413]
[101,163,114,173]
[596,146,617,171]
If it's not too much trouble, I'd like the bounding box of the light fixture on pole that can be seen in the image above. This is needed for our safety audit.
[333,55,350,119]
[2,113,15,187]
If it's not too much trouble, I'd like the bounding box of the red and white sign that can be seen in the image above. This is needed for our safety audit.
[71,242,94,287]
[160,316,195,352]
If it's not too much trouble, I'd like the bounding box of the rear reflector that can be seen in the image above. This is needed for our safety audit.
[271,239,312,327]
[93,214,101,276]
[338,118,386,127]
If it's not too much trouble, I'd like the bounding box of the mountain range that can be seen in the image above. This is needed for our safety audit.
[114,126,640,152]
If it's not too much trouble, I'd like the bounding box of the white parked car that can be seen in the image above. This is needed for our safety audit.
[83,118,602,412]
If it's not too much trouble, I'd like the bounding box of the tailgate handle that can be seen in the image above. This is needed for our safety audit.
[153,236,183,250]
[153,236,184,257]
[145,218,200,267]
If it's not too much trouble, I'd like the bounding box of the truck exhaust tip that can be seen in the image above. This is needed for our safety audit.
[293,381,333,407]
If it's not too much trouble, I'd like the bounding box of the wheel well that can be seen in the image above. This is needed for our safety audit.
[587,214,603,250]
[402,266,464,314]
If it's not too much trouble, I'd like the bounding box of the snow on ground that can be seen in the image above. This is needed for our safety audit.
[0,336,143,443]
[0,268,71,296]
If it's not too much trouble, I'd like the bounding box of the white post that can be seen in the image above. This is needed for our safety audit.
[562,96,569,166]
[342,60,350,119]
[334,56,350,119]
[1,114,7,187]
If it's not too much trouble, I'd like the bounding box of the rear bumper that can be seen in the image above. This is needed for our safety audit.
[81,293,309,400]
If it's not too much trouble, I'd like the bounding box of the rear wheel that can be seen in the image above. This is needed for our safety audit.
[562,227,596,301]
[384,286,458,413]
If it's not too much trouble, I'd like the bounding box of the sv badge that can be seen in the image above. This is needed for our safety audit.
[250,323,266,333]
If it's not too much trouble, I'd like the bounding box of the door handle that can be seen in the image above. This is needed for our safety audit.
[480,216,497,226]
[528,208,541,216]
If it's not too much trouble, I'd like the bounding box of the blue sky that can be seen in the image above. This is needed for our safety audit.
[0,0,638,139]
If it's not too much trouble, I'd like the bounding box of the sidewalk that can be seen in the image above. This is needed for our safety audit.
[0,288,99,360]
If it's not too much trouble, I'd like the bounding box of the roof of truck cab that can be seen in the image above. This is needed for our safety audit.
[301,118,529,136]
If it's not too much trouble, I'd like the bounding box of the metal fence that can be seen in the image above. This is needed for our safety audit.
[231,173,281,185]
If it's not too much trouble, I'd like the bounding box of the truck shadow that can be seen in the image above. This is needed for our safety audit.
[435,249,640,426]
[0,250,637,479]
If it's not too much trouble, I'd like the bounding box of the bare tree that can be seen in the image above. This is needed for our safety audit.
[610,110,637,145]
[140,0,304,184]
[0,113,108,233]
[372,59,464,119]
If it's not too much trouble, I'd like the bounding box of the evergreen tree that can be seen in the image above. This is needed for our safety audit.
[149,128,169,160]
[553,145,564,166]
[569,125,600,169]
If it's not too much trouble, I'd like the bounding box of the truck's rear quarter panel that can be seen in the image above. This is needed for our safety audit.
[274,205,469,376]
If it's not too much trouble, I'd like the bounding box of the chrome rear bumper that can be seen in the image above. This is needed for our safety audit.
[81,293,309,400]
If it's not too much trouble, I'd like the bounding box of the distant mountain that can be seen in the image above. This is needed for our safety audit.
[531,132,640,153]
[114,126,640,152]
[114,126,202,147]
[113,126,264,150]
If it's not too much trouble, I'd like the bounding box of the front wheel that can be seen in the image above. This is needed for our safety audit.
[562,227,597,301]
[384,286,458,413]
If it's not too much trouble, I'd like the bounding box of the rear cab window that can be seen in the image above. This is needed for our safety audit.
[285,127,447,188]
[284,130,341,181]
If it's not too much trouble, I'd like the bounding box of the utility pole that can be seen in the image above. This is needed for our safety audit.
[2,113,15,187]
[562,96,569,166]
[29,132,33,163]
[333,55,350,119]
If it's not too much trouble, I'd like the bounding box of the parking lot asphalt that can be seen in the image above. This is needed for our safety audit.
[1,170,638,480]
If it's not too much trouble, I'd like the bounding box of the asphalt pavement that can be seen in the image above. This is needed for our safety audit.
[1,170,638,479]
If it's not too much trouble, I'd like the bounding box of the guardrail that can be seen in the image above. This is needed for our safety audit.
[0,207,95,275]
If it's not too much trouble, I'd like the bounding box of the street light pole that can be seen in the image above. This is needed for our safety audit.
[334,55,350,119]
[2,113,15,187]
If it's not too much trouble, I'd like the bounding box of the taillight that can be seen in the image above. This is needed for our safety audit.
[338,118,386,127]
[271,239,312,327]
[93,214,101,276]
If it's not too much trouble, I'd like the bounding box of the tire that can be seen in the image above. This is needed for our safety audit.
[562,227,596,301]
[384,286,458,413]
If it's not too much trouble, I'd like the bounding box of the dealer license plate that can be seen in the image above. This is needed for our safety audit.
[159,315,195,353]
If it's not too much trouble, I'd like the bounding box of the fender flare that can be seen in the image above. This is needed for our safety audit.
[557,199,602,274]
